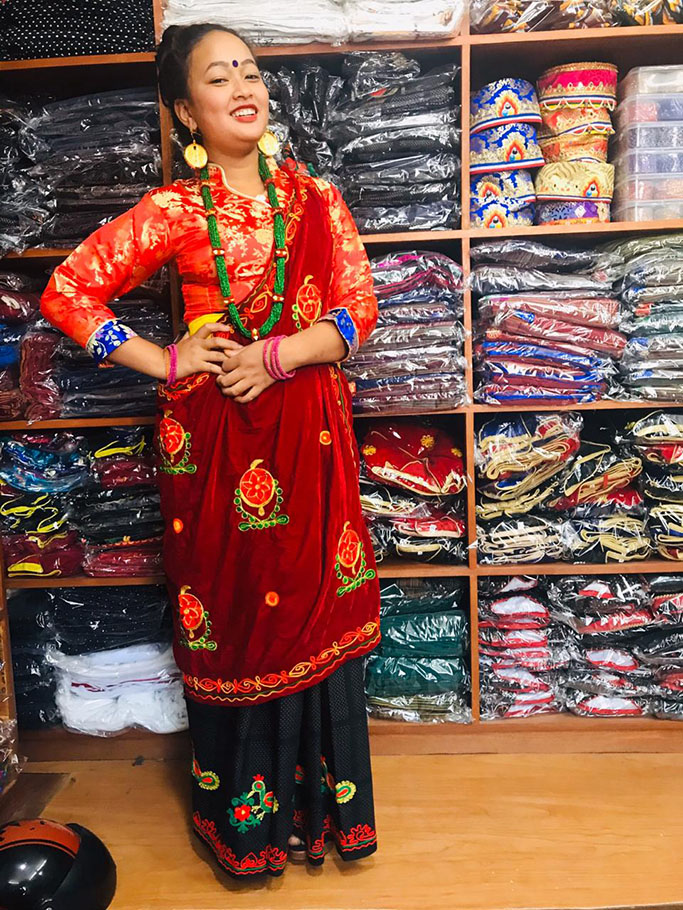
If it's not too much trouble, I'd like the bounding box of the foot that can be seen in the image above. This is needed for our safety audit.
[288,834,307,863]
[288,834,305,849]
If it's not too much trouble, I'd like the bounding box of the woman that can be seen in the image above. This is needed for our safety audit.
[40,23,381,879]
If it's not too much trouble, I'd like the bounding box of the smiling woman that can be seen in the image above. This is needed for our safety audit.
[38,21,381,883]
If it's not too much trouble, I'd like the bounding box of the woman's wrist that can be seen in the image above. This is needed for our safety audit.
[277,335,301,374]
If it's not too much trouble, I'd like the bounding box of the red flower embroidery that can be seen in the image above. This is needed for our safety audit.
[234,805,252,822]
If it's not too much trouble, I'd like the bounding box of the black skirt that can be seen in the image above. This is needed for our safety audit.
[187,655,378,878]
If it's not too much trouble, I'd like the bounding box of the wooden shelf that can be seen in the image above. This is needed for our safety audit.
[468,219,683,240]
[254,36,464,57]
[361,229,462,245]
[471,400,683,414]
[0,416,156,431]
[3,248,73,260]
[6,575,165,588]
[377,561,470,578]
[469,22,683,45]
[475,560,682,576]
[0,52,155,71]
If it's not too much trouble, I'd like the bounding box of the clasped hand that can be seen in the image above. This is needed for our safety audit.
[173,323,274,404]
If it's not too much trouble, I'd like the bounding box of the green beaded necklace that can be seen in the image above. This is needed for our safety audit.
[199,152,286,341]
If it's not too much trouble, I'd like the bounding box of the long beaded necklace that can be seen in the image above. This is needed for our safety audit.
[199,151,286,341]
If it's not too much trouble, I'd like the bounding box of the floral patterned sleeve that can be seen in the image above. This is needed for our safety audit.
[40,191,175,363]
[314,179,378,359]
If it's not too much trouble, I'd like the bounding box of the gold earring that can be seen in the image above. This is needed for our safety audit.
[184,131,208,170]
[257,129,280,158]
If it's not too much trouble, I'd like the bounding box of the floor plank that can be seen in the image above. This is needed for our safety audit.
[24,754,683,910]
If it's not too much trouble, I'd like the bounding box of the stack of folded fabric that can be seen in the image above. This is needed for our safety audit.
[52,298,172,417]
[475,413,581,564]
[163,0,464,44]
[609,233,683,399]
[360,421,467,565]
[70,427,162,577]
[479,576,569,719]
[0,0,155,59]
[0,98,52,256]
[0,270,40,419]
[535,63,618,224]
[471,239,625,404]
[469,0,614,32]
[20,89,161,248]
[469,79,542,228]
[8,590,61,729]
[644,575,683,720]
[548,574,657,717]
[344,251,466,413]
[613,65,683,222]
[329,54,460,233]
[624,410,683,560]
[365,578,470,722]
[47,642,187,736]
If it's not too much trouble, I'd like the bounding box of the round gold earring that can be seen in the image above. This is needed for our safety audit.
[257,129,280,158]
[183,130,208,170]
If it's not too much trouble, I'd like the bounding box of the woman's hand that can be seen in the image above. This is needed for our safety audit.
[216,339,276,403]
[175,323,237,380]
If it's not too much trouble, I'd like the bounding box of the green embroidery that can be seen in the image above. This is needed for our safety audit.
[335,522,376,597]
[192,756,220,790]
[234,459,290,532]
[228,775,279,833]
[178,585,218,652]
[158,413,197,476]
[299,757,358,805]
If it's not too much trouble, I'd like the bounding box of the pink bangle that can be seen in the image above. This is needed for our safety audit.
[270,336,296,380]
[165,343,178,386]
[262,335,296,381]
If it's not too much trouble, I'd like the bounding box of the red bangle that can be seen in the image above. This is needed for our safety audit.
[271,336,296,380]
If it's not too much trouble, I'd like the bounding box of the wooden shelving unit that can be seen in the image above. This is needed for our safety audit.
[2,4,683,760]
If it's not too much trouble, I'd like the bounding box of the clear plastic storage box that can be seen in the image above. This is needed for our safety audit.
[612,199,683,222]
[619,66,683,98]
[614,149,683,177]
[616,121,683,154]
[615,173,683,203]
[616,94,683,131]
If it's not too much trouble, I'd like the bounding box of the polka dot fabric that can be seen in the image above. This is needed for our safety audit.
[0,0,155,60]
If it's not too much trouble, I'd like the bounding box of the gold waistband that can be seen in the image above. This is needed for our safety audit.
[187,313,226,336]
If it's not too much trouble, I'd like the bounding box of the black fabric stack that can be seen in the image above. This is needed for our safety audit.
[19,88,161,247]
[328,53,461,233]
[0,0,155,60]
[8,590,60,729]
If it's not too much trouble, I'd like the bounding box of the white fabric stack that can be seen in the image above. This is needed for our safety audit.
[47,643,188,736]
[161,0,463,44]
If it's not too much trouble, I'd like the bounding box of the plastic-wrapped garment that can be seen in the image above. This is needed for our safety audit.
[341,54,453,102]
[362,321,461,353]
[477,461,571,522]
[82,538,163,576]
[365,654,469,698]
[546,441,642,510]
[366,515,393,562]
[477,364,608,400]
[372,250,463,299]
[2,531,84,577]
[0,288,39,323]
[548,574,650,613]
[562,515,652,563]
[0,491,70,535]
[19,331,61,420]
[566,693,650,717]
[470,238,617,273]
[0,0,154,59]
[651,588,683,624]
[347,0,465,40]
[621,311,683,337]
[343,154,459,188]
[479,592,551,629]
[361,423,465,496]
[601,232,683,266]
[635,630,683,665]
[476,412,582,478]
[379,577,467,617]
[92,456,156,489]
[337,122,458,165]
[475,341,615,377]
[360,478,439,519]
[366,691,470,724]
[625,409,683,444]
[477,515,565,565]
[552,603,656,636]
[621,252,683,289]
[350,201,459,234]
[621,285,683,308]
[648,504,683,559]
[48,642,188,736]
[51,585,169,654]
[641,464,683,504]
[345,180,453,207]
[654,667,683,698]
[0,459,88,494]
[470,0,614,31]
[654,700,683,720]
[480,660,558,693]
[482,309,627,357]
[351,372,467,413]
[86,425,150,460]
[68,487,162,543]
[346,345,464,381]
[331,104,458,144]
[480,688,563,720]
[391,503,465,540]
[470,265,613,296]
[394,535,466,563]
[379,610,468,658]
[479,293,620,330]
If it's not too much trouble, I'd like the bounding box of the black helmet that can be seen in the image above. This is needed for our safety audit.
[0,818,116,909]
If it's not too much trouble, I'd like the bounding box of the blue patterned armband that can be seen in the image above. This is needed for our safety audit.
[85,319,138,364]
[320,307,359,360]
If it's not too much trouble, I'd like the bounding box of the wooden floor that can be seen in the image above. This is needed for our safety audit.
[23,754,683,910]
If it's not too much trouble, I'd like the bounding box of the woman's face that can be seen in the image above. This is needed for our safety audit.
[176,30,269,156]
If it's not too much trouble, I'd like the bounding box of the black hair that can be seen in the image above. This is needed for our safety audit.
[156,24,256,143]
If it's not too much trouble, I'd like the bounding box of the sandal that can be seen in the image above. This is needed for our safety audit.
[288,835,307,863]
